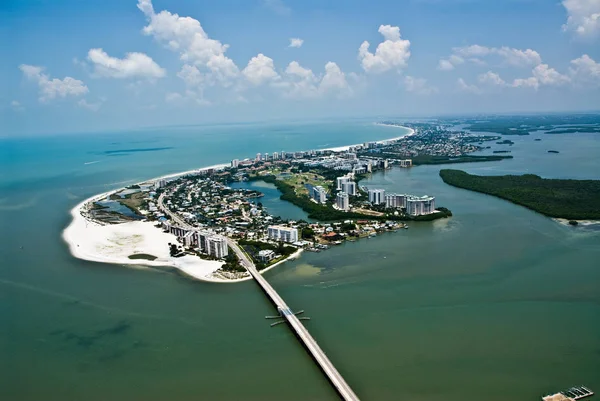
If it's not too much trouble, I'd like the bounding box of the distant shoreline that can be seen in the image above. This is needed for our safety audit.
[63,125,414,283]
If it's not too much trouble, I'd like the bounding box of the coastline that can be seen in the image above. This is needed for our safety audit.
[62,127,411,283]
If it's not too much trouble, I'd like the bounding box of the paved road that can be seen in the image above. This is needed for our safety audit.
[160,191,359,400]
[227,239,360,401]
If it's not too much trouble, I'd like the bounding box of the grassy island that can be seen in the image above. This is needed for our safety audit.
[439,169,600,220]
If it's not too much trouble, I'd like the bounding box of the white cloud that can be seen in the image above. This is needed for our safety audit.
[87,48,165,79]
[319,62,351,96]
[177,64,204,87]
[242,54,279,85]
[562,0,600,37]
[570,54,600,85]
[457,78,482,94]
[19,64,88,102]
[289,38,304,48]
[165,90,210,106]
[78,98,103,111]
[533,64,571,86]
[478,71,506,86]
[440,45,542,71]
[512,77,540,90]
[403,75,438,95]
[358,25,411,73]
[262,0,291,16]
[137,0,239,86]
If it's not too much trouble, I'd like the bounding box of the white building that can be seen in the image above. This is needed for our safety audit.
[154,179,167,190]
[272,152,279,160]
[341,181,357,196]
[336,176,350,190]
[385,193,407,209]
[231,159,239,168]
[406,196,436,216]
[336,192,350,211]
[311,186,328,204]
[368,189,386,205]
[258,249,275,263]
[399,159,413,168]
[256,153,261,162]
[205,235,228,258]
[267,226,299,243]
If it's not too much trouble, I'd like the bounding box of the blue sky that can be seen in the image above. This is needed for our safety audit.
[2,0,600,136]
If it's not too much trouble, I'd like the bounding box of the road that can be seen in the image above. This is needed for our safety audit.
[227,238,360,401]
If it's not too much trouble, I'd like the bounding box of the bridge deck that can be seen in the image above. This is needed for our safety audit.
[227,239,360,401]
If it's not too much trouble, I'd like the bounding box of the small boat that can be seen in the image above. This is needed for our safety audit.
[404,225,409,229]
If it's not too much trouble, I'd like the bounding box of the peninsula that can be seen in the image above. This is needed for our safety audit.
[439,169,600,220]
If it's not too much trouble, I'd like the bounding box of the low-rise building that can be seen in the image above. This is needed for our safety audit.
[258,249,275,263]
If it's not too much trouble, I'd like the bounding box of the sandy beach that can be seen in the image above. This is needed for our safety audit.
[324,125,415,152]
[62,128,409,283]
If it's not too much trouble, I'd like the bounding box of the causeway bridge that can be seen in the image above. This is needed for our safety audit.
[159,192,359,399]
[227,239,360,401]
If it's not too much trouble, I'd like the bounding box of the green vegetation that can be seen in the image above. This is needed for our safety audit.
[126,184,141,189]
[439,169,600,220]
[238,239,296,270]
[221,249,245,273]
[109,191,147,215]
[462,114,600,136]
[410,154,513,165]
[128,254,157,261]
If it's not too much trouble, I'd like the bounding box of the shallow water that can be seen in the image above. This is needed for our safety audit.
[1,121,599,400]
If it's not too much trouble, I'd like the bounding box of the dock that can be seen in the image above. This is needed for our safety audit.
[543,386,594,401]
[227,238,360,401]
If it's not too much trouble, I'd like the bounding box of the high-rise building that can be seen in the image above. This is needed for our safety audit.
[385,193,407,208]
[368,189,385,205]
[336,192,350,211]
[341,181,357,196]
[337,176,350,190]
[311,185,328,204]
[406,196,436,216]
[205,235,228,258]
[231,159,239,168]
[367,162,373,173]
[256,153,262,162]
[272,152,279,160]
[267,226,299,243]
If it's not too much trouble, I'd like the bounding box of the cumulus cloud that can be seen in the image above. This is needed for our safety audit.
[277,61,352,98]
[511,64,571,90]
[358,25,411,73]
[562,0,600,37]
[87,48,165,79]
[570,54,600,85]
[319,62,351,96]
[19,64,88,102]
[137,0,239,86]
[242,54,279,85]
[439,45,542,71]
[478,71,506,86]
[177,64,204,87]
[512,77,540,90]
[289,38,304,48]
[457,78,482,94]
[402,76,438,95]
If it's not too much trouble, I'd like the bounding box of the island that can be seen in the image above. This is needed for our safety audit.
[64,127,479,283]
[439,169,600,220]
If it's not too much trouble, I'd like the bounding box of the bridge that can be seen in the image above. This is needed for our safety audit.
[159,191,360,400]
[227,239,360,401]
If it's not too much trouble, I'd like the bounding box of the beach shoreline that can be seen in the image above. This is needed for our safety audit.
[62,126,412,283]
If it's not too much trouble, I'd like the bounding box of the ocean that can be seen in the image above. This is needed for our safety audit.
[1,119,599,400]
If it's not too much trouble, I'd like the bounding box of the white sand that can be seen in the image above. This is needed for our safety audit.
[324,125,415,152]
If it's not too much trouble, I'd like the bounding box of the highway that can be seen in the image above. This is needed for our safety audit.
[227,239,360,401]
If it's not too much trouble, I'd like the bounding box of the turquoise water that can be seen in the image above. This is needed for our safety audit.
[1,121,599,400]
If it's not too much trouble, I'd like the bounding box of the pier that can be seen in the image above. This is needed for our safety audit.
[227,238,360,401]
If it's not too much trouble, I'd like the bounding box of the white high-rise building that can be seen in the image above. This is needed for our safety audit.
[337,176,351,190]
[311,186,328,204]
[256,153,262,162]
[341,181,357,196]
[205,235,228,259]
[267,226,299,243]
[406,196,436,216]
[272,152,279,160]
[385,193,407,209]
[231,159,239,168]
[336,192,350,211]
[368,189,385,205]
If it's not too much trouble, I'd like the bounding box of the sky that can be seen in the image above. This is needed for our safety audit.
[2,0,600,136]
